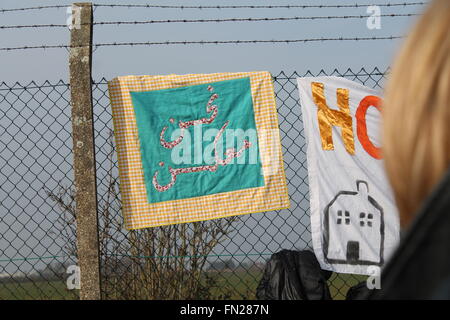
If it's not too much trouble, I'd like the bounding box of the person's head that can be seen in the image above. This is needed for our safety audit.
[382,0,450,228]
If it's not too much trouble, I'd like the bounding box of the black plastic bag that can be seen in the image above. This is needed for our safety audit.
[346,281,370,300]
[256,249,332,300]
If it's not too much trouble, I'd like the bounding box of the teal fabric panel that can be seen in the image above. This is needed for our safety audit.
[131,77,264,204]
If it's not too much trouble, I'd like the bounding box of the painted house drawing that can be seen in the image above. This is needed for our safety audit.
[323,180,385,266]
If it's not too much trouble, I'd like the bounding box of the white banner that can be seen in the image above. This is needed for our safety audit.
[297,76,400,275]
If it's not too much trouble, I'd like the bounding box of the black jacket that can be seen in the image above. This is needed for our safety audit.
[370,168,450,299]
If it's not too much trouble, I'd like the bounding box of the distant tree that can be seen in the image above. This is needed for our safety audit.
[208,259,236,271]
[40,261,67,280]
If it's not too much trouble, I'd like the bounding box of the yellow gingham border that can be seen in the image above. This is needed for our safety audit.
[108,72,290,230]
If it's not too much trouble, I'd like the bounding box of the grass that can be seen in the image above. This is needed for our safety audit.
[0,280,78,300]
[210,269,262,299]
[328,273,368,300]
[210,270,365,300]
[0,271,365,300]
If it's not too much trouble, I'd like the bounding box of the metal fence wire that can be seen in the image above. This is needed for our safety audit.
[0,67,386,300]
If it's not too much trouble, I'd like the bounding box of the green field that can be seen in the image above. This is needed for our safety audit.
[211,270,367,300]
[0,280,78,300]
[328,273,368,300]
[0,272,365,300]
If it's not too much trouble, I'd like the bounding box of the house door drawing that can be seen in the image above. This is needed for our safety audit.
[346,241,360,262]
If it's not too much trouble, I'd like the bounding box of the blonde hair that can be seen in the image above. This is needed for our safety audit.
[383,0,450,227]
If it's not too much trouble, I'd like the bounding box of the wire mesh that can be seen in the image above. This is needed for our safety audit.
[0,80,78,300]
[0,67,387,300]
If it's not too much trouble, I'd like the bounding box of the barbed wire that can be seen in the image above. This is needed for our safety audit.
[0,36,403,51]
[0,2,427,14]
[0,24,67,29]
[0,5,68,13]
[93,2,426,9]
[93,13,419,25]
[0,13,419,30]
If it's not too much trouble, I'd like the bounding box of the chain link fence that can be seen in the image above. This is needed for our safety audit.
[0,80,77,299]
[0,67,386,300]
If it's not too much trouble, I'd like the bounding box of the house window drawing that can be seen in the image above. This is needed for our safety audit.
[359,212,374,227]
[336,210,350,225]
[322,180,385,266]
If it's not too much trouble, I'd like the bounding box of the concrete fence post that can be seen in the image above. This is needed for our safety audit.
[69,2,102,300]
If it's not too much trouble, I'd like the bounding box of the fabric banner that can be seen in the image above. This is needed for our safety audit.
[297,76,400,275]
[108,72,289,230]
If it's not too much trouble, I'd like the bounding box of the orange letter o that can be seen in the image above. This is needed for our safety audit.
[356,95,382,159]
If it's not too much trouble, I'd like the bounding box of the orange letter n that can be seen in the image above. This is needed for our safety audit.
[311,82,355,155]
